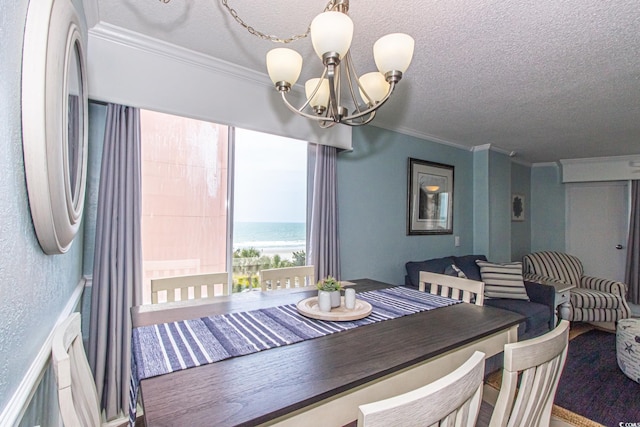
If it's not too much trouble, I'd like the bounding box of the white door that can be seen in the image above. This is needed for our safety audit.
[566,182,628,282]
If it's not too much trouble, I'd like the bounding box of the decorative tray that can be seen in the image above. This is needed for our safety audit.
[296,296,372,321]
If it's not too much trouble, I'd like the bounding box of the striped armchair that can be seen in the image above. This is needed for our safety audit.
[523,251,630,324]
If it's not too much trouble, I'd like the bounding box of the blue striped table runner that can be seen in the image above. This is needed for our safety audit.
[128,287,460,426]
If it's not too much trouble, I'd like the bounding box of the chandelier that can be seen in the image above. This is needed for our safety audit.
[222,0,415,128]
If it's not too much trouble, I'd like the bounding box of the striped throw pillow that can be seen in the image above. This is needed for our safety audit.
[475,260,530,301]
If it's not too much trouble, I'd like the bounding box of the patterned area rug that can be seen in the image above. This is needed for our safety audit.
[485,323,640,427]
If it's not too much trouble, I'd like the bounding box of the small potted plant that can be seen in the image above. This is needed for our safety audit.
[317,276,343,311]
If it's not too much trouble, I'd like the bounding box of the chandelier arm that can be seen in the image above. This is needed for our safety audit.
[303,68,330,113]
[342,110,378,126]
[326,63,341,120]
[341,81,397,121]
[279,92,334,122]
[318,120,337,129]
[343,51,368,114]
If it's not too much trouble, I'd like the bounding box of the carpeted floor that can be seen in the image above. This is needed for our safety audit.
[485,323,640,427]
[554,327,640,427]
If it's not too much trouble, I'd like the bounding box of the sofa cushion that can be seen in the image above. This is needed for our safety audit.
[405,256,455,287]
[476,260,530,301]
[453,255,487,281]
[484,299,550,336]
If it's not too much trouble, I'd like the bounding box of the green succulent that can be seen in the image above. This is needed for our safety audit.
[316,276,342,292]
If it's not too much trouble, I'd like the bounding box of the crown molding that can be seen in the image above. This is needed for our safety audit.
[472,143,517,157]
[89,22,273,89]
[559,153,640,165]
[371,122,474,152]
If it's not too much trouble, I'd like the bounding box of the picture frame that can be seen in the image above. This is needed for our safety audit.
[512,193,525,221]
[407,158,454,235]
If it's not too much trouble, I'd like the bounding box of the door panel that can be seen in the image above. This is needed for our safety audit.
[566,182,628,282]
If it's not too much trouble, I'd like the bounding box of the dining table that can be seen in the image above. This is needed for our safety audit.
[130,278,524,427]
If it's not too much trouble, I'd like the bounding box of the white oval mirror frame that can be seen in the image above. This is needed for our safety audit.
[22,0,89,254]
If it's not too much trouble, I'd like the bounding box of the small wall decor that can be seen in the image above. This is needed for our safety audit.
[512,193,525,221]
[407,158,454,235]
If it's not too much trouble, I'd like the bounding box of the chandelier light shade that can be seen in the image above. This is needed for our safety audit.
[305,78,330,110]
[264,0,414,128]
[358,72,390,104]
[266,48,303,87]
[373,33,415,74]
[309,12,354,59]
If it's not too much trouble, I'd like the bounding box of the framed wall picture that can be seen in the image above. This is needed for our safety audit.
[407,158,454,235]
[512,193,525,221]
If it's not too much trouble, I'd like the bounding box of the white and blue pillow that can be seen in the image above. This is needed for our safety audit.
[475,260,530,301]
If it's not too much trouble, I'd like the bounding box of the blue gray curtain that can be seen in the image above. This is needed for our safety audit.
[626,180,640,304]
[307,143,341,282]
[89,104,142,420]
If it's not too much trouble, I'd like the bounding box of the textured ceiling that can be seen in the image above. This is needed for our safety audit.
[92,0,640,163]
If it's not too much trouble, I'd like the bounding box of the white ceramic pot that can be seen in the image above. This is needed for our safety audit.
[330,290,341,308]
[345,288,356,309]
[318,290,332,312]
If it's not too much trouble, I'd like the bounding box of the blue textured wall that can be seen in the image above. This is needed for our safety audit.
[0,0,84,416]
[511,162,532,261]
[531,164,566,252]
[337,126,475,285]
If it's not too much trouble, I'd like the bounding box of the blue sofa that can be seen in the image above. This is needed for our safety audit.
[405,254,555,342]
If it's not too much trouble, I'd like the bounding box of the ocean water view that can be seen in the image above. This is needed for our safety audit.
[233,222,305,258]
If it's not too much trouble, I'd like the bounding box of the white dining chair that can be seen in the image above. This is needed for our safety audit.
[479,320,570,427]
[419,271,485,306]
[259,265,315,291]
[150,272,228,303]
[52,312,126,427]
[356,350,486,427]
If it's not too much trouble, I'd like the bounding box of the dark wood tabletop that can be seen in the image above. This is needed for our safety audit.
[132,279,523,427]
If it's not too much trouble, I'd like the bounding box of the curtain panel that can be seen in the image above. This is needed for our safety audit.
[626,180,640,304]
[89,104,143,419]
[308,143,341,283]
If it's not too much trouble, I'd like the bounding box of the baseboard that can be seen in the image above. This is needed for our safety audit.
[0,278,86,427]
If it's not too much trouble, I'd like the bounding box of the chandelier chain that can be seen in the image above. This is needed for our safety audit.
[220,0,335,44]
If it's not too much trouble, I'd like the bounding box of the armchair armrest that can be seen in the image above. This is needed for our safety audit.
[523,273,568,287]
[580,276,627,297]
[524,281,556,330]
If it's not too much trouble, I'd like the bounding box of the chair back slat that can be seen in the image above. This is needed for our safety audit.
[151,272,228,304]
[357,351,486,427]
[52,313,102,427]
[488,320,570,427]
[419,272,485,306]
[259,266,315,291]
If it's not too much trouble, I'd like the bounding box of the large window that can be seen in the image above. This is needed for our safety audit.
[232,129,307,292]
[140,111,307,302]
